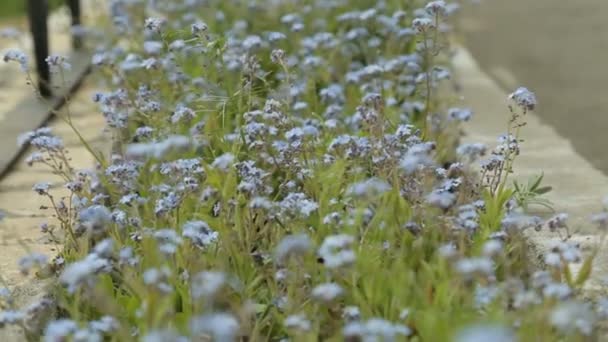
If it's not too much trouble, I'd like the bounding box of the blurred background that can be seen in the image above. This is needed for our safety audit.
[3,0,606,175]
[460,1,608,174]
[0,0,62,19]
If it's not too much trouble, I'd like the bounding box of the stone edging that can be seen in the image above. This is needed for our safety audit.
[452,46,608,295]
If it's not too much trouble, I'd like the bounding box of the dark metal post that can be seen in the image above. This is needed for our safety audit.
[27,0,51,97]
[67,0,82,49]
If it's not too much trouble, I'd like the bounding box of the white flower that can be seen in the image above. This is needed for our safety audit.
[412,17,435,33]
[596,298,608,319]
[513,290,541,309]
[544,252,561,267]
[347,178,391,198]
[344,318,411,340]
[552,241,581,263]
[543,282,572,300]
[93,239,114,259]
[143,267,173,293]
[399,308,410,320]
[191,21,208,35]
[60,253,111,293]
[591,212,608,230]
[45,55,71,73]
[144,17,165,33]
[126,135,192,160]
[0,27,21,39]
[212,153,236,171]
[79,205,112,233]
[44,319,78,342]
[33,182,51,195]
[550,301,595,336]
[154,229,183,255]
[0,310,25,325]
[3,49,28,71]
[284,314,311,331]
[278,192,318,217]
[546,213,568,231]
[242,35,264,50]
[143,330,188,342]
[171,105,196,123]
[457,143,487,161]
[190,313,240,341]
[482,240,503,257]
[267,31,286,42]
[312,282,343,302]
[447,107,473,122]
[89,316,119,333]
[400,143,435,174]
[426,190,456,209]
[501,214,542,232]
[18,252,48,275]
[318,234,356,269]
[190,271,226,299]
[474,285,499,308]
[455,257,494,277]
[275,233,312,264]
[509,87,537,112]
[182,220,218,248]
[343,306,361,321]
[455,324,514,342]
[249,197,274,210]
[438,243,457,258]
[425,1,447,16]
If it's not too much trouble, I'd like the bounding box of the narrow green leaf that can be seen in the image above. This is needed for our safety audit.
[575,251,597,287]
[534,186,553,195]
[530,172,544,190]
[563,263,573,287]
[513,181,521,192]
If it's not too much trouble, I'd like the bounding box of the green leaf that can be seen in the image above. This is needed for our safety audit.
[497,188,514,208]
[513,181,521,192]
[530,200,555,211]
[529,172,544,191]
[534,186,553,195]
[575,251,597,287]
[252,303,268,314]
[563,263,573,287]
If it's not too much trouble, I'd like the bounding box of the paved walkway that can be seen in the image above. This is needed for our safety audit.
[459,1,608,175]
[457,1,608,295]
[0,2,606,339]
[0,3,106,338]
[0,82,107,339]
[0,7,75,121]
[0,5,95,177]
[453,47,608,295]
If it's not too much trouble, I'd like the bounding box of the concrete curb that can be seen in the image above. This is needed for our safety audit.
[453,46,608,294]
[0,84,109,340]
[0,58,91,180]
[0,4,99,179]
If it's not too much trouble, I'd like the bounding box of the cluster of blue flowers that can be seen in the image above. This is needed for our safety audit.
[1,0,607,340]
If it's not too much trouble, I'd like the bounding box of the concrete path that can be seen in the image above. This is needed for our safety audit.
[0,6,77,121]
[459,0,608,175]
[0,83,108,339]
[0,2,108,339]
[453,47,608,295]
[0,5,95,177]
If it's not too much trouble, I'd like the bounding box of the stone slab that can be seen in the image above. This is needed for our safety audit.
[453,46,608,294]
[0,50,91,179]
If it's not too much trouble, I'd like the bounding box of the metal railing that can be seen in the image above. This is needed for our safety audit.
[27,0,82,97]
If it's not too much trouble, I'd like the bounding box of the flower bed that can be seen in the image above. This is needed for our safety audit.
[3,0,607,340]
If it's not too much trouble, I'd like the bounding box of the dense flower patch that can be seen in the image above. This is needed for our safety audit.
[2,0,608,340]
